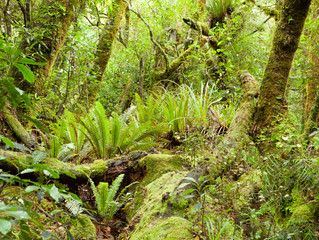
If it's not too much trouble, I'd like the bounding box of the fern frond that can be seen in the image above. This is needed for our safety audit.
[107,174,124,205]
[97,182,109,217]
[66,199,84,216]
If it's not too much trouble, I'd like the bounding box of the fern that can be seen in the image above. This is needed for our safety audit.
[66,199,84,216]
[77,102,111,159]
[78,102,161,159]
[64,110,86,154]
[88,174,124,222]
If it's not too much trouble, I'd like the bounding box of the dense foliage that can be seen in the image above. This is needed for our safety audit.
[1,0,319,239]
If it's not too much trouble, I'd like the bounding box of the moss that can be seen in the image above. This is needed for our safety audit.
[69,214,96,240]
[130,216,193,240]
[75,159,108,177]
[168,195,189,212]
[235,170,262,209]
[289,204,313,226]
[138,154,184,185]
[130,171,191,238]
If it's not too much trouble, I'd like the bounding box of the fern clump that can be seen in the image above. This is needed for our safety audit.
[89,174,124,222]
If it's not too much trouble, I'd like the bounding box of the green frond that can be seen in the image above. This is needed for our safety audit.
[97,182,109,217]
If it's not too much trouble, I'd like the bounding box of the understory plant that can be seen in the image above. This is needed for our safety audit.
[78,102,161,159]
[88,174,124,222]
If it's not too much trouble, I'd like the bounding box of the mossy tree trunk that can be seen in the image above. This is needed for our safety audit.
[303,4,319,140]
[86,0,127,107]
[10,0,83,96]
[252,0,312,153]
[4,0,82,147]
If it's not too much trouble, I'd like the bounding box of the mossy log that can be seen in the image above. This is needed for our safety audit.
[0,149,146,187]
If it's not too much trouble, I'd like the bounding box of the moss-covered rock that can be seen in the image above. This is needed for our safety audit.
[130,171,193,239]
[69,214,96,240]
[130,216,193,240]
[138,154,184,185]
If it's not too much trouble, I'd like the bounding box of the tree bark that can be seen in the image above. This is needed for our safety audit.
[10,0,83,96]
[252,0,312,153]
[86,0,127,107]
[303,4,319,138]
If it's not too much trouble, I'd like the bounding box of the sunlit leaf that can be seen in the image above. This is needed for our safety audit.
[13,63,35,83]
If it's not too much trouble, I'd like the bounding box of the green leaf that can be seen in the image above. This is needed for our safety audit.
[0,219,12,235]
[194,202,202,210]
[32,150,49,164]
[0,135,14,150]
[8,210,30,220]
[18,58,46,65]
[13,63,35,83]
[30,164,59,178]
[25,185,41,193]
[48,185,62,202]
[21,115,49,134]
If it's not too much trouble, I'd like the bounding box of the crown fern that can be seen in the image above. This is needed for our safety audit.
[88,174,124,222]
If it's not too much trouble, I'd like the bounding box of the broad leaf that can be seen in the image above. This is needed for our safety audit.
[18,58,46,65]
[0,219,12,235]
[13,63,35,83]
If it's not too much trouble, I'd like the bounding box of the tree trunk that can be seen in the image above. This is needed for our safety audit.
[303,4,319,139]
[86,0,127,107]
[10,0,82,96]
[252,0,311,153]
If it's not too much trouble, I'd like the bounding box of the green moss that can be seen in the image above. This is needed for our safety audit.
[289,204,313,226]
[235,170,262,209]
[130,171,191,238]
[168,195,189,212]
[138,154,183,185]
[69,214,96,240]
[130,216,193,240]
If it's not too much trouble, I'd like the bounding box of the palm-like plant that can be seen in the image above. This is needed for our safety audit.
[64,110,87,154]
[206,0,234,20]
[133,93,159,124]
[186,83,222,127]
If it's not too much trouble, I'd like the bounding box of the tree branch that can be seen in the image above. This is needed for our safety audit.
[123,0,169,70]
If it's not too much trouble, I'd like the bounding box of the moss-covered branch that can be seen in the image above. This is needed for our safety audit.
[152,36,210,81]
[87,0,127,106]
[3,101,37,149]
[0,149,146,184]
